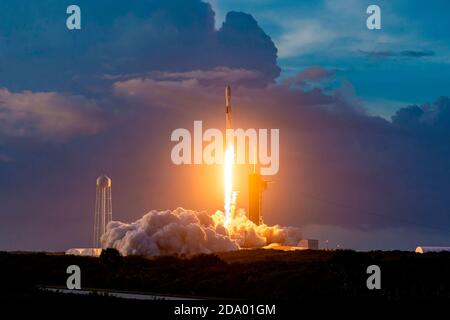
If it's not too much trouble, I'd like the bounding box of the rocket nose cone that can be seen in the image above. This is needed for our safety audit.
[226,85,231,97]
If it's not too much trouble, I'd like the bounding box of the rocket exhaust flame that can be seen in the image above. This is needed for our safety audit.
[224,143,234,227]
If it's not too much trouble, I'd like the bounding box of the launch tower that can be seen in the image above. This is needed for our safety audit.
[248,168,268,225]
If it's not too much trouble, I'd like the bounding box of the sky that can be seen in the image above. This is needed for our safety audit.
[0,0,450,251]
[211,0,450,118]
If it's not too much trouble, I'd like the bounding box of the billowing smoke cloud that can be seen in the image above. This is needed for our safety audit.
[101,207,302,256]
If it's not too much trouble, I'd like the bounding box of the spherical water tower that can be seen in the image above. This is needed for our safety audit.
[93,175,112,248]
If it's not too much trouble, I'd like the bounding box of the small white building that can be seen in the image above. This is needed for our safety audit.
[415,246,450,254]
[66,248,102,256]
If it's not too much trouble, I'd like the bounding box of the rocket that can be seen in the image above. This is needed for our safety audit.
[226,85,232,129]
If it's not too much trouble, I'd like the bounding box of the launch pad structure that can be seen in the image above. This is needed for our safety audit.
[66,175,112,256]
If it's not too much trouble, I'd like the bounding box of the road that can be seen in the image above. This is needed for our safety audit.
[40,287,201,301]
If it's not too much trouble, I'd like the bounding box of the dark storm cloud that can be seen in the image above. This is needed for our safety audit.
[392,97,450,136]
[358,49,435,58]
[215,11,280,84]
[0,1,279,93]
[391,105,424,127]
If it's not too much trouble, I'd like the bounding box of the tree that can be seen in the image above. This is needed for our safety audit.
[100,248,122,270]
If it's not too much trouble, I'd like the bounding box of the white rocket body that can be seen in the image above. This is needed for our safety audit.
[226,85,232,129]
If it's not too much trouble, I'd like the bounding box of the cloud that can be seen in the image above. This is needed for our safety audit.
[391,105,424,127]
[0,154,14,163]
[0,88,104,140]
[392,96,450,133]
[401,50,435,58]
[151,68,261,82]
[283,67,335,87]
[358,50,435,59]
[0,2,280,92]
[215,11,281,85]
[112,70,345,115]
[113,77,210,110]
[105,67,263,87]
[275,20,336,58]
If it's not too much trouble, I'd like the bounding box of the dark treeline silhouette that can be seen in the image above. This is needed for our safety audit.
[1,249,449,300]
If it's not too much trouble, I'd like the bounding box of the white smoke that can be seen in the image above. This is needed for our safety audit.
[101,207,302,256]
